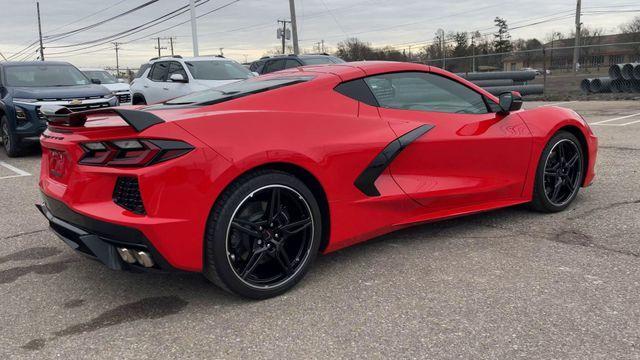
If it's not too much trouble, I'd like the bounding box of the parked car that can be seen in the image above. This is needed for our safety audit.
[130,55,254,105]
[521,67,544,76]
[0,61,118,157]
[250,54,345,75]
[81,68,131,104]
[37,61,597,299]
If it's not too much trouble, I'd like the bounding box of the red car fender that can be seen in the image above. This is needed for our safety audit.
[517,106,597,199]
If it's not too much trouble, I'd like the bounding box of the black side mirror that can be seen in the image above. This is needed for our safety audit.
[91,78,102,84]
[498,91,523,114]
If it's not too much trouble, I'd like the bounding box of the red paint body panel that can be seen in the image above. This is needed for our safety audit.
[39,62,597,272]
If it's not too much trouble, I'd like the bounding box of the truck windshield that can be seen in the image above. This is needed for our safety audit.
[165,76,314,105]
[83,70,117,84]
[185,60,253,80]
[5,65,91,87]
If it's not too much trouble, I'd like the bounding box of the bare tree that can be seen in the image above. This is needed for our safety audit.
[621,16,640,34]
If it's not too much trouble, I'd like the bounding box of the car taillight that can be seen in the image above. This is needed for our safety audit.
[79,139,193,167]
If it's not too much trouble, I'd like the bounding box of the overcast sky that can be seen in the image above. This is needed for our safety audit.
[0,0,637,68]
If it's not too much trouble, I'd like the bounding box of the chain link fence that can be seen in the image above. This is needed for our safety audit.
[419,41,640,99]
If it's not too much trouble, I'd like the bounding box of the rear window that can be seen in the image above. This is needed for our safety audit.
[165,76,314,105]
[185,60,252,80]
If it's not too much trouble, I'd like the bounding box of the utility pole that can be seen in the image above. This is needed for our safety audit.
[152,37,166,57]
[277,20,291,54]
[189,0,199,56]
[36,2,45,61]
[471,36,475,73]
[113,42,121,77]
[288,0,300,55]
[164,37,176,56]
[572,0,581,73]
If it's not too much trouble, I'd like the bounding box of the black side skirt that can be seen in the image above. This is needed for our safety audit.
[354,124,434,197]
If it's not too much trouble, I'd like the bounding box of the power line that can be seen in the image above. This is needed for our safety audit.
[45,0,213,52]
[43,0,161,43]
[45,0,240,57]
[46,0,129,34]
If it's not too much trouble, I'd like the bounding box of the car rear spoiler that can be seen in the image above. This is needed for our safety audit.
[40,105,164,132]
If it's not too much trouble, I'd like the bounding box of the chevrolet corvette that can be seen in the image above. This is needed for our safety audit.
[37,62,597,299]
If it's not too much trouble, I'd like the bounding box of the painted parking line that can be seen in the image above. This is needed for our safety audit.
[591,112,640,126]
[540,101,575,107]
[0,160,31,180]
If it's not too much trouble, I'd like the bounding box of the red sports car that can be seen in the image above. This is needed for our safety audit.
[37,62,597,299]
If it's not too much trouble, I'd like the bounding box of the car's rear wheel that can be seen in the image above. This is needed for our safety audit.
[1,115,21,157]
[531,131,584,212]
[204,171,322,299]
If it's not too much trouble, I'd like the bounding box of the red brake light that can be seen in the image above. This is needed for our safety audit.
[79,139,193,167]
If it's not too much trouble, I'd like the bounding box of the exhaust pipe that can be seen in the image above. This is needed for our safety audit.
[133,251,155,268]
[117,247,155,268]
[117,248,137,264]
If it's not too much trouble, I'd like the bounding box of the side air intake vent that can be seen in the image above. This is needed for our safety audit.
[113,177,146,214]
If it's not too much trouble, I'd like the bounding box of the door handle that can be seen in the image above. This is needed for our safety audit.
[163,87,169,90]
[143,85,149,88]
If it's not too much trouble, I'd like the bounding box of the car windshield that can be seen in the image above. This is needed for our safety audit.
[165,76,314,105]
[4,64,91,87]
[83,70,117,84]
[185,60,253,80]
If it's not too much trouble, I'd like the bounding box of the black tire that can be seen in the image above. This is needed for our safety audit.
[0,115,21,157]
[204,170,322,299]
[132,94,147,105]
[531,131,584,212]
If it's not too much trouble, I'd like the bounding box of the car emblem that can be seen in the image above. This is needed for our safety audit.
[69,99,83,105]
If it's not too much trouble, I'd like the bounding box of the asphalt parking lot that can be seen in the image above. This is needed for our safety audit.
[1,100,639,359]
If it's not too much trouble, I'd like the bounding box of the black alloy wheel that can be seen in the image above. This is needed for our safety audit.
[226,185,314,288]
[543,139,582,206]
[205,171,322,299]
[531,131,584,212]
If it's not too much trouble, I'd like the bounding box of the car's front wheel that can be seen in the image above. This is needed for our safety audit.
[204,170,322,299]
[131,94,147,105]
[531,131,584,212]
[1,115,21,157]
